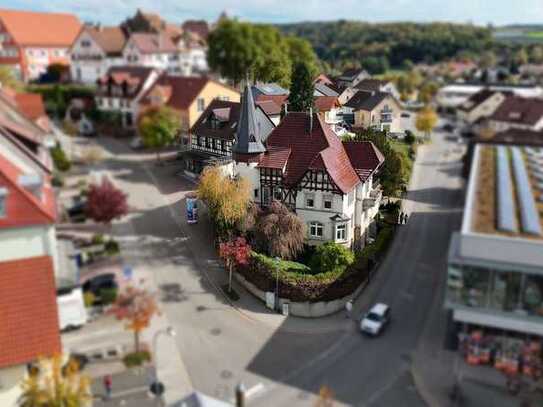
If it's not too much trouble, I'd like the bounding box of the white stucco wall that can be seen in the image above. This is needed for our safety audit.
[0,364,26,407]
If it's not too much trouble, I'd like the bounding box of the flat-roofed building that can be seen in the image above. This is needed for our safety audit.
[447,143,543,341]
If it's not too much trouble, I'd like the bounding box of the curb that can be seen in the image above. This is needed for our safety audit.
[410,355,442,407]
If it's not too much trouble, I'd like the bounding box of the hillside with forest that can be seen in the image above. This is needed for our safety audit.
[278,21,493,73]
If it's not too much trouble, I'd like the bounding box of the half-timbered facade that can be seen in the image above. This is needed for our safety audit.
[230,86,385,248]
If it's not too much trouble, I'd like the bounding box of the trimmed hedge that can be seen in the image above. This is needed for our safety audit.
[238,226,396,302]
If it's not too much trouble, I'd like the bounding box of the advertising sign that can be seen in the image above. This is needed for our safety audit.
[186,195,198,224]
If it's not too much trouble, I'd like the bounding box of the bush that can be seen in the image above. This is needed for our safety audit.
[104,239,120,255]
[51,173,64,187]
[122,350,151,368]
[310,242,354,275]
[404,130,416,145]
[91,234,105,245]
[50,144,71,172]
[83,291,95,308]
[99,287,118,305]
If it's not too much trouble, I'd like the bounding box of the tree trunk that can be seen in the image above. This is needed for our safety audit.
[228,261,233,293]
[134,330,140,353]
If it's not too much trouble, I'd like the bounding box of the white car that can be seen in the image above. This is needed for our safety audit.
[360,303,391,336]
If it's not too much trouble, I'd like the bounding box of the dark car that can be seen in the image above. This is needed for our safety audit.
[67,201,87,222]
[82,273,118,304]
[401,112,411,118]
[442,123,455,132]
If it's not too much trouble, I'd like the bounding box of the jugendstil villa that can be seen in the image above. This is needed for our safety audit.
[188,86,385,248]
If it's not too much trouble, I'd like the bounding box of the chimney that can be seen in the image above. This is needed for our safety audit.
[308,107,313,134]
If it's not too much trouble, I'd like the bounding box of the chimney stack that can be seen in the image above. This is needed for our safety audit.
[308,107,313,134]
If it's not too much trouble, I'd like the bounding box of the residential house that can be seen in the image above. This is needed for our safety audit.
[314,73,335,87]
[0,137,61,406]
[436,83,543,109]
[1,88,51,132]
[335,68,370,88]
[121,9,182,38]
[343,91,402,133]
[0,8,81,81]
[355,79,401,101]
[314,82,339,97]
[139,75,240,136]
[255,99,282,126]
[488,96,543,133]
[182,20,210,40]
[122,32,178,72]
[96,66,160,128]
[173,31,209,76]
[70,25,128,84]
[185,98,275,175]
[446,143,543,345]
[229,86,384,248]
[314,96,343,134]
[457,89,507,125]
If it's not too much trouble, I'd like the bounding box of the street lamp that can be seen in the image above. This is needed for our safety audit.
[274,257,280,312]
[151,326,176,405]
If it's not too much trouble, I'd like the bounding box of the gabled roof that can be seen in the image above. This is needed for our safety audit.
[0,151,56,228]
[0,255,61,368]
[97,66,156,99]
[489,96,543,126]
[314,82,339,97]
[314,96,339,112]
[182,20,210,40]
[261,113,360,193]
[343,140,385,181]
[141,75,209,110]
[338,68,368,80]
[0,8,81,47]
[255,94,289,107]
[256,100,282,116]
[127,32,177,54]
[355,79,389,92]
[345,91,391,111]
[84,25,127,56]
[252,83,289,96]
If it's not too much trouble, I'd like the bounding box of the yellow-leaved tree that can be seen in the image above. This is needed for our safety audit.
[18,355,92,407]
[197,165,251,238]
[415,105,438,141]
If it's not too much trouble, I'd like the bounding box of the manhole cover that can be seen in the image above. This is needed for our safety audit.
[210,328,221,336]
[220,370,233,379]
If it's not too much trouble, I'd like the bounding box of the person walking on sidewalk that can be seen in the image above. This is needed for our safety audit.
[398,212,404,225]
[404,213,409,224]
[103,374,112,400]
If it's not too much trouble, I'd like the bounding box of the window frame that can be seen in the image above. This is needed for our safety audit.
[309,221,324,238]
[335,223,347,241]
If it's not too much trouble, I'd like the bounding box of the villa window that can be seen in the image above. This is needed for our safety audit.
[305,194,315,208]
[309,222,324,238]
[323,196,333,210]
[197,98,205,112]
[335,224,347,241]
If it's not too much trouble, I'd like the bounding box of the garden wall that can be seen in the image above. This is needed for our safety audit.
[233,267,373,318]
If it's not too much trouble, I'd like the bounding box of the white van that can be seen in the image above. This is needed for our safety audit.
[57,287,88,331]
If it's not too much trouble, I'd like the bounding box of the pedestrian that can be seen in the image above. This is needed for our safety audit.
[398,212,403,225]
[345,299,353,319]
[404,213,409,224]
[103,374,112,400]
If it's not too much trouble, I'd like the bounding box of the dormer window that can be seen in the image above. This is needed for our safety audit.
[0,187,7,218]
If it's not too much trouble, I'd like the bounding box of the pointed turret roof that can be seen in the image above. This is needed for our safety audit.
[232,85,266,154]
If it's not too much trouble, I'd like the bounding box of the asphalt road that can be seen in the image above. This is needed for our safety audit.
[93,122,465,407]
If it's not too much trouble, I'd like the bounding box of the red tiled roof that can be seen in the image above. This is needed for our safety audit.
[263,113,360,193]
[0,8,81,47]
[14,93,46,122]
[0,255,61,368]
[141,75,210,110]
[256,100,281,116]
[255,94,288,107]
[490,96,543,126]
[182,20,209,40]
[0,153,56,228]
[257,146,291,169]
[85,26,127,56]
[314,96,339,112]
[128,32,177,54]
[343,141,385,182]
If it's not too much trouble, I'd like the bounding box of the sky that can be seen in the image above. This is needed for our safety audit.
[5,0,543,26]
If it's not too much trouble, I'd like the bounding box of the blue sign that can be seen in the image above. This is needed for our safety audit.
[186,197,198,224]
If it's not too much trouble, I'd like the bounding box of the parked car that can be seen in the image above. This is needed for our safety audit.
[401,112,411,118]
[67,201,87,223]
[360,303,391,336]
[442,123,455,132]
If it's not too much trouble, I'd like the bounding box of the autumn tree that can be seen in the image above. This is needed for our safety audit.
[197,165,251,237]
[0,66,23,91]
[219,237,251,293]
[289,62,315,113]
[415,106,439,141]
[85,176,129,226]
[255,200,305,260]
[109,284,159,353]
[137,106,181,162]
[18,355,92,407]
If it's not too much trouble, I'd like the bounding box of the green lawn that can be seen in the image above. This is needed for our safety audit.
[527,31,543,39]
